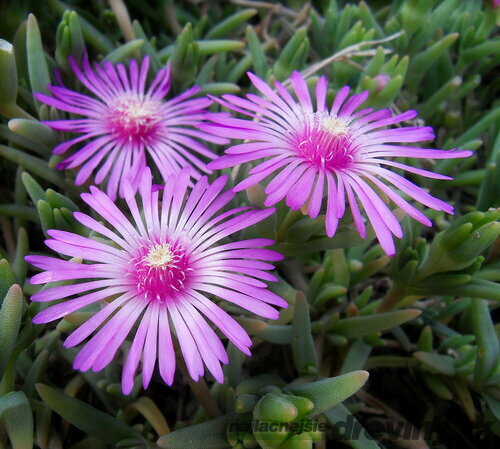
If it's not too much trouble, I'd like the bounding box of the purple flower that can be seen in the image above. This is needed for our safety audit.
[203,72,472,256]
[25,169,286,394]
[36,56,227,200]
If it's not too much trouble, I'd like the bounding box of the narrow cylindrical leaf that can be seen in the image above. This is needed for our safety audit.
[9,119,59,153]
[36,383,139,444]
[354,286,373,309]
[27,14,51,112]
[45,189,78,211]
[420,76,462,119]
[12,227,29,283]
[35,405,52,449]
[411,278,500,301]
[0,145,66,188]
[24,349,49,399]
[287,371,369,415]
[235,317,268,335]
[199,82,240,95]
[37,200,56,236]
[413,352,456,376]
[365,46,386,77]
[55,24,72,70]
[456,107,500,147]
[285,217,325,243]
[422,373,453,400]
[0,284,24,379]
[132,19,161,71]
[0,39,18,105]
[339,339,372,375]
[332,249,350,287]
[157,414,234,448]
[276,228,371,256]
[104,39,144,63]
[0,259,16,307]
[68,11,85,58]
[22,171,46,205]
[274,27,307,79]
[291,293,318,374]
[255,325,292,344]
[0,391,34,449]
[471,299,499,388]
[449,377,476,422]
[246,26,268,78]
[125,397,170,436]
[307,268,325,302]
[47,0,114,53]
[314,284,347,308]
[417,326,433,352]
[331,310,421,338]
[477,157,500,210]
[408,33,458,88]
[206,9,257,39]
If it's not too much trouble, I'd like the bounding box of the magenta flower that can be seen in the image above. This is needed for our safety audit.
[203,72,472,256]
[25,169,286,394]
[36,56,227,200]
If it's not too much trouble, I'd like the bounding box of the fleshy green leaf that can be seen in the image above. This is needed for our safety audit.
[331,309,421,338]
[291,293,318,374]
[286,371,369,415]
[471,299,500,388]
[26,14,51,113]
[36,383,140,444]
[0,284,24,379]
[157,414,234,448]
[0,391,34,449]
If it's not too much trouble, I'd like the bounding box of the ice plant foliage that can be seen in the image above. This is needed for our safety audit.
[25,170,286,394]
[36,56,226,199]
[204,72,472,255]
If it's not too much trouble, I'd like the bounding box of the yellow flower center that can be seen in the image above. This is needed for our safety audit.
[320,116,349,135]
[144,243,174,268]
[108,97,159,140]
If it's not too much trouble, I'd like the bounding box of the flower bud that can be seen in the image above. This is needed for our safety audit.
[373,73,391,91]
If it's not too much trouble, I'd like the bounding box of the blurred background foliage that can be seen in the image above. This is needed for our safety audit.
[0,0,499,448]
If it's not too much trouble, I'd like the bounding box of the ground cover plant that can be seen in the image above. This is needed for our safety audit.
[0,1,499,448]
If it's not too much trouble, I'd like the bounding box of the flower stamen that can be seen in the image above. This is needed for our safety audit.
[143,243,175,267]
[293,112,355,171]
[130,241,190,301]
[107,97,160,142]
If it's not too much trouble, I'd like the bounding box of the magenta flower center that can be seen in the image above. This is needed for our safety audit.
[292,113,355,171]
[107,97,160,142]
[129,242,191,301]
